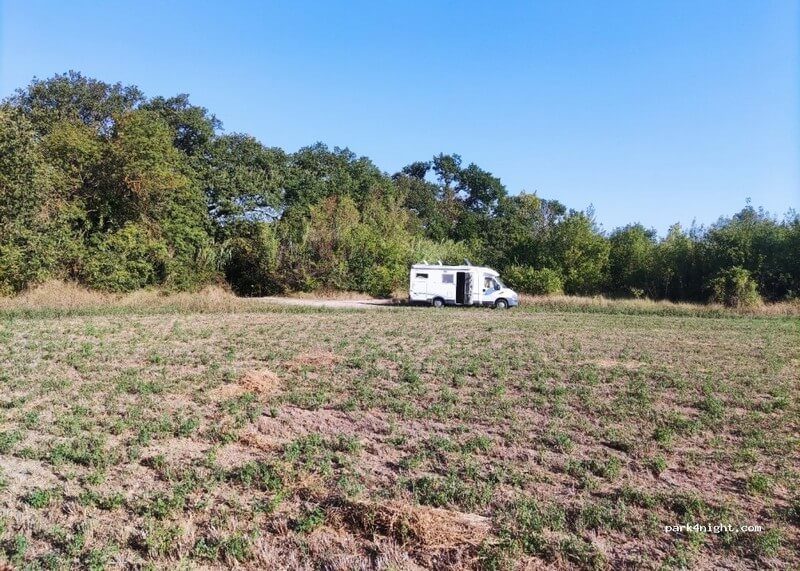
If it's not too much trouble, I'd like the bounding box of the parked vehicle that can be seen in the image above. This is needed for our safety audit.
[408,262,519,308]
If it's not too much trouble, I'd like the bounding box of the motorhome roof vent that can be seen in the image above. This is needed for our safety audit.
[437,260,443,265]
[464,259,471,266]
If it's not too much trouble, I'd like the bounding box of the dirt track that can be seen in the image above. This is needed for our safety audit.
[260,296,399,309]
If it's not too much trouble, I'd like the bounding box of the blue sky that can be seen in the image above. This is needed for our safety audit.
[2,0,798,234]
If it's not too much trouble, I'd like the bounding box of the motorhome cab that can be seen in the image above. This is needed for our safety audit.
[409,262,519,309]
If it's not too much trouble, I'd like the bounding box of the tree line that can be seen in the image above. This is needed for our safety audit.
[1,72,798,306]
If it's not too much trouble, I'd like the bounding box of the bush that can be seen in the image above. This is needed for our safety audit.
[222,222,281,296]
[708,266,762,308]
[504,266,563,295]
[82,224,168,292]
[345,223,408,296]
[0,225,58,295]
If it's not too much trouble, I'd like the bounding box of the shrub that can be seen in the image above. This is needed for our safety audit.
[222,221,281,296]
[708,266,762,308]
[345,223,409,296]
[82,224,168,292]
[504,266,563,295]
[361,265,397,297]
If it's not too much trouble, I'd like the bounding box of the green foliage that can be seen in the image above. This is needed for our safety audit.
[286,193,418,296]
[141,93,219,156]
[1,72,798,304]
[608,224,657,296]
[8,70,143,134]
[82,224,168,292]
[305,194,361,290]
[343,194,415,296]
[25,487,61,508]
[223,221,281,296]
[204,134,285,223]
[284,143,388,210]
[108,109,192,217]
[544,212,610,295]
[410,238,479,267]
[0,109,83,294]
[709,266,762,308]
[652,223,697,300]
[503,266,563,295]
[42,120,104,192]
[490,193,565,267]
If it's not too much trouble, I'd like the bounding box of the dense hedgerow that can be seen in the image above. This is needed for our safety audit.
[1,72,798,301]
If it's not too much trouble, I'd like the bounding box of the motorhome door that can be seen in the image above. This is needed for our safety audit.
[456,272,466,304]
[456,271,472,305]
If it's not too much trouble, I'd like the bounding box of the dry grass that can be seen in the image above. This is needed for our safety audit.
[332,499,492,549]
[0,281,249,314]
[4,281,798,319]
[519,293,800,317]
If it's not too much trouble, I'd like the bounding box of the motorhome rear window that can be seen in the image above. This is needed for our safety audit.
[442,274,454,284]
[415,273,428,279]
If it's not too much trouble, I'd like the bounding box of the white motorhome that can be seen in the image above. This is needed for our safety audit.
[409,262,519,308]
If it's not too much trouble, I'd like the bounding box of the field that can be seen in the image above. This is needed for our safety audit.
[0,290,798,569]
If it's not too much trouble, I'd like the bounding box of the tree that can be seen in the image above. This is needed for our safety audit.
[457,162,506,214]
[284,143,389,211]
[222,221,281,296]
[701,206,788,301]
[504,266,563,295]
[782,212,800,299]
[204,134,286,229]
[491,193,566,268]
[608,224,657,297]
[82,224,168,292]
[0,108,54,221]
[41,119,103,195]
[652,224,699,300]
[305,194,361,290]
[9,70,143,134]
[394,163,452,241]
[102,110,215,289]
[105,110,192,224]
[344,193,415,296]
[400,161,430,180]
[544,212,610,295]
[398,154,508,247]
[142,94,220,156]
[0,108,81,293]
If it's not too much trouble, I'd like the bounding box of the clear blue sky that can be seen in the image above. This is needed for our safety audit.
[2,0,798,234]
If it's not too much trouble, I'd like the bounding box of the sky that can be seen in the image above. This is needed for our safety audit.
[1,0,798,234]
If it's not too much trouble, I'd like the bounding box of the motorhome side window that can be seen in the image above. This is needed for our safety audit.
[416,273,428,279]
[442,274,454,284]
[484,277,498,290]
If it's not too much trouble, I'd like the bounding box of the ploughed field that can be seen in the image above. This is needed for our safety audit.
[0,305,798,569]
